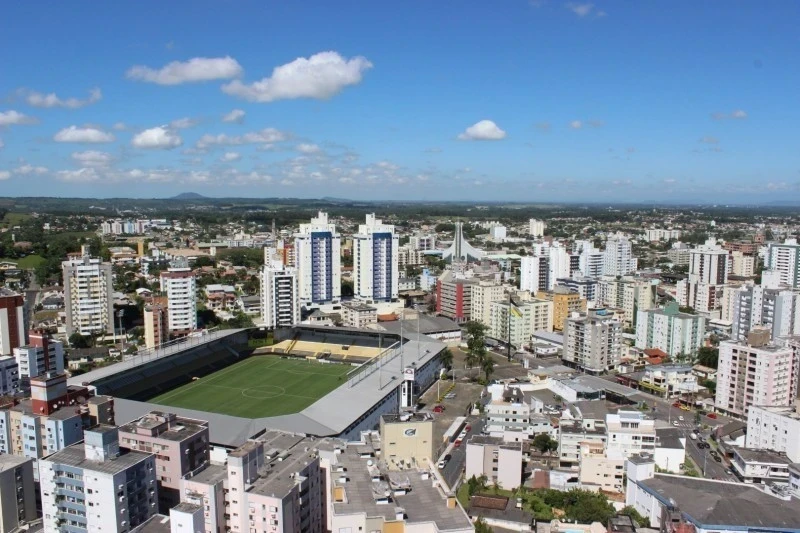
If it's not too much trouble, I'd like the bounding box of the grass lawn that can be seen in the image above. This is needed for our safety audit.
[149,356,352,418]
[1,213,32,226]
[0,255,45,269]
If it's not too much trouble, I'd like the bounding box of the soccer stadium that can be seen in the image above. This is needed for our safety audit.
[70,325,446,447]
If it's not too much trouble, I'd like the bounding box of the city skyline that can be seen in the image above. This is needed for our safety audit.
[1,2,799,202]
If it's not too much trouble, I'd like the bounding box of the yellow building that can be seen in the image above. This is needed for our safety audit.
[537,287,587,331]
[380,413,434,470]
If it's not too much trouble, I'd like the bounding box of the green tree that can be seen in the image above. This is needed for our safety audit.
[532,433,558,454]
[481,355,495,382]
[619,506,649,528]
[68,333,92,348]
[465,321,487,369]
[696,346,719,368]
[474,518,492,533]
[440,348,453,369]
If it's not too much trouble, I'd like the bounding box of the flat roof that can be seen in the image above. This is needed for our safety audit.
[45,444,151,475]
[639,474,800,530]
[118,412,208,441]
[732,447,793,465]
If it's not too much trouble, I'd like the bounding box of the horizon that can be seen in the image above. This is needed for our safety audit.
[1,2,799,202]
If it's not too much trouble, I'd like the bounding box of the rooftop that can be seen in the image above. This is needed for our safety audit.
[132,514,171,533]
[639,474,800,529]
[44,443,152,475]
[117,411,208,441]
[0,454,31,471]
[382,412,433,424]
[732,447,793,465]
[185,463,227,486]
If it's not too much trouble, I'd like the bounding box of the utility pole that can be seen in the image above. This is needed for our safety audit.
[507,293,512,362]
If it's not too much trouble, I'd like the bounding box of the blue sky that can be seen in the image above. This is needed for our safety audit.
[1,1,799,202]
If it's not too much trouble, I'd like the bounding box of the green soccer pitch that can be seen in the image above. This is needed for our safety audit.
[149,356,352,418]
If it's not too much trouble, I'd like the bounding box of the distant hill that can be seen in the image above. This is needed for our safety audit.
[170,192,208,200]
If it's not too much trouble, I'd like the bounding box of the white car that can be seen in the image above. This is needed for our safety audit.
[673,421,679,426]
[679,416,685,421]
[437,459,447,468]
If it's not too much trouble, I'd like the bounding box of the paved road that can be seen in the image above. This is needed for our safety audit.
[24,272,41,327]
[439,417,485,490]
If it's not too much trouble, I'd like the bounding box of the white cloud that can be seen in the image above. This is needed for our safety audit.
[712,109,748,120]
[54,126,115,143]
[126,56,243,85]
[14,164,49,176]
[296,143,321,154]
[196,128,287,149]
[222,51,372,102]
[457,120,507,141]
[56,167,101,182]
[0,110,37,126]
[169,117,199,129]
[567,2,594,16]
[569,120,583,129]
[699,136,719,144]
[221,151,241,162]
[222,109,245,123]
[24,87,102,109]
[113,122,127,131]
[131,126,182,149]
[0,170,10,180]
[72,150,114,166]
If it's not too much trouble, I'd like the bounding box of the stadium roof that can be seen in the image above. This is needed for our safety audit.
[113,327,446,447]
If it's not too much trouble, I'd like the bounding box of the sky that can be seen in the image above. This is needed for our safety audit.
[1,1,799,203]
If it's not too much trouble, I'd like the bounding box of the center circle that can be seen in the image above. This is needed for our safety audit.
[241,384,286,399]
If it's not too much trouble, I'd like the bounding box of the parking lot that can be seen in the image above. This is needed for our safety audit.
[419,378,484,445]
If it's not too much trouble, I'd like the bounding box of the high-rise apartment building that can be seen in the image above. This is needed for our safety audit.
[352,214,399,303]
[635,303,705,358]
[470,281,505,326]
[435,271,473,323]
[528,219,546,237]
[143,302,169,349]
[295,212,341,306]
[537,287,587,331]
[730,250,756,277]
[520,254,550,293]
[715,331,800,418]
[677,239,729,314]
[603,234,638,276]
[40,426,158,533]
[563,308,622,374]
[0,288,26,356]
[14,330,64,387]
[489,299,553,348]
[574,240,604,278]
[63,254,114,336]
[160,259,197,336]
[767,238,800,288]
[409,233,436,251]
[746,403,800,463]
[0,356,19,395]
[0,455,36,532]
[260,252,300,329]
[118,411,209,511]
[731,284,800,341]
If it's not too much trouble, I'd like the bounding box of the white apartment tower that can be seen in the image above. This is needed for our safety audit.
[677,239,730,313]
[529,219,546,237]
[260,250,300,329]
[14,331,64,387]
[767,238,800,288]
[352,214,399,303]
[520,254,550,293]
[603,234,638,276]
[563,308,622,374]
[635,303,705,358]
[160,259,197,336]
[715,331,800,418]
[294,212,341,307]
[39,426,158,533]
[731,284,800,341]
[62,254,114,336]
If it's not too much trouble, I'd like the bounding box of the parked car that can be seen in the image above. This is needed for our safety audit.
[437,458,448,469]
[454,439,462,447]
[465,425,472,432]
[707,413,718,419]
[679,415,685,421]
[680,405,691,411]
[714,456,722,463]
[672,402,681,408]
[433,405,445,413]
[673,421,680,426]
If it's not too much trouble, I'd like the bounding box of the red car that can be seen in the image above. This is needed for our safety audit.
[454,439,462,447]
[672,403,681,408]
[465,425,472,432]
[433,405,445,413]
[706,413,718,419]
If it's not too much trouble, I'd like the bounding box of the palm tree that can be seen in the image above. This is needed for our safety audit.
[481,355,495,382]
[441,348,453,369]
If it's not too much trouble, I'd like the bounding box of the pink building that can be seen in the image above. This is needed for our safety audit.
[118,411,210,511]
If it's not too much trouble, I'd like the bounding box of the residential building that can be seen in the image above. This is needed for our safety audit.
[636,303,706,358]
[639,364,699,398]
[179,464,227,533]
[435,271,473,323]
[160,260,197,335]
[341,302,378,328]
[0,288,25,356]
[118,411,210,511]
[730,447,792,485]
[746,403,800,463]
[398,245,425,269]
[380,413,433,470]
[409,233,437,251]
[645,229,682,242]
[0,356,19,395]
[537,287,586,331]
[597,276,657,327]
[562,308,622,374]
[40,426,158,533]
[62,254,114,336]
[678,239,729,314]
[715,330,800,418]
[574,240,605,278]
[485,385,534,439]
[667,244,691,267]
[143,303,169,349]
[731,283,800,341]
[603,233,638,276]
[0,455,36,532]
[730,250,756,277]
[468,280,504,326]
[353,214,399,303]
[204,284,236,312]
[555,276,598,303]
[489,299,552,349]
[558,419,607,468]
[260,253,300,329]
[578,442,624,493]
[520,254,550,293]
[488,224,507,242]
[549,242,576,283]
[465,436,523,490]
[767,238,800,288]
[606,411,657,458]
[295,211,341,306]
[14,330,64,387]
[528,219,546,237]
[625,455,800,533]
